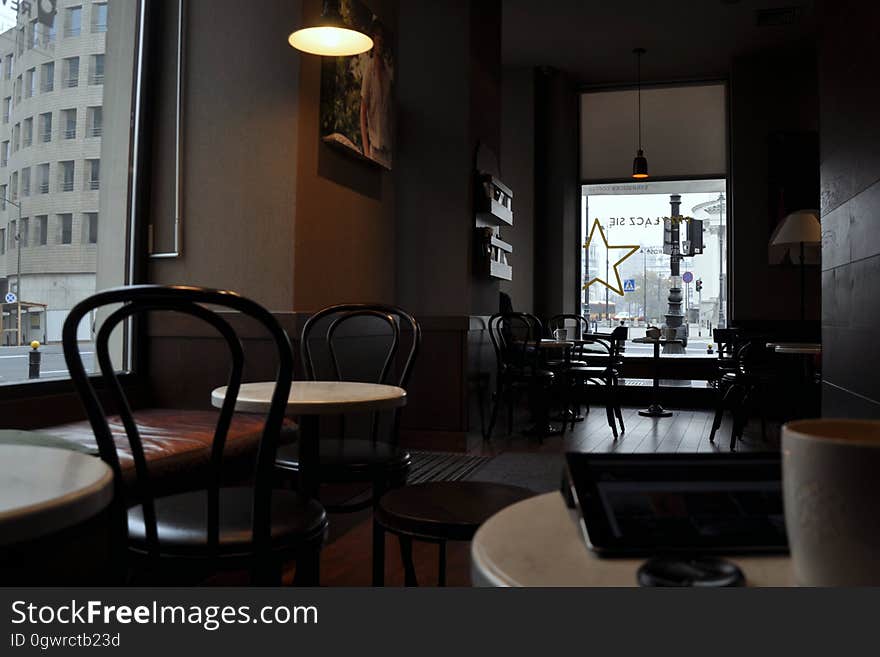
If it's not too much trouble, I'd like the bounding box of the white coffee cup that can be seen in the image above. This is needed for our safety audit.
[553,328,569,341]
[782,419,880,586]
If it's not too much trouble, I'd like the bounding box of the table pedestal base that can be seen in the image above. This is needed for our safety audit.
[639,404,673,418]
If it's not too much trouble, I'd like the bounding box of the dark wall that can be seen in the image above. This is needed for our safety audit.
[395,0,502,317]
[500,67,535,312]
[293,0,397,311]
[728,45,820,323]
[149,0,302,310]
[819,1,880,417]
[534,67,579,320]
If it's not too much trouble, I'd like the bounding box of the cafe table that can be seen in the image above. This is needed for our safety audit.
[211,381,407,495]
[631,337,683,418]
[471,492,794,587]
[0,444,114,546]
[767,342,822,355]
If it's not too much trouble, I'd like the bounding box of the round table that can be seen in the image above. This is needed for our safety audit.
[768,342,822,355]
[471,492,794,587]
[212,380,407,415]
[212,381,407,497]
[0,445,114,546]
[631,337,683,418]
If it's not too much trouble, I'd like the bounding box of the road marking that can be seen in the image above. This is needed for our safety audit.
[0,351,94,360]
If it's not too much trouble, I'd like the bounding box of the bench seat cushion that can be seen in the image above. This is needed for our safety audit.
[45,409,291,496]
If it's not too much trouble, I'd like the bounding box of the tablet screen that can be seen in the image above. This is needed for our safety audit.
[564,453,788,555]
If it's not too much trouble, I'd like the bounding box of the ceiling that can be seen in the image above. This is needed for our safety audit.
[502,0,819,85]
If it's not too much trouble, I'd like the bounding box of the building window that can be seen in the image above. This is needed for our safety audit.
[25,68,35,98]
[17,27,24,56]
[92,3,108,33]
[44,15,57,45]
[8,220,15,249]
[29,20,39,49]
[59,161,75,192]
[63,57,79,88]
[21,167,30,196]
[90,54,104,85]
[38,163,50,194]
[65,6,83,38]
[19,217,28,247]
[14,75,21,104]
[59,213,73,244]
[0,228,5,255]
[36,215,48,246]
[41,62,54,93]
[2,97,10,124]
[84,212,98,244]
[1,141,8,167]
[87,159,100,190]
[0,185,6,209]
[39,112,52,143]
[10,171,17,201]
[62,109,77,139]
[12,123,19,152]
[4,55,12,81]
[88,106,102,137]
[22,118,32,148]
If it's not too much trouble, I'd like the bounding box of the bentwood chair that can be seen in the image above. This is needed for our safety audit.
[564,326,627,438]
[62,285,327,585]
[709,336,775,451]
[273,303,420,583]
[486,312,555,440]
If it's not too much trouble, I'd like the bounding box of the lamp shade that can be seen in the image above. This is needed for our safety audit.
[289,1,373,56]
[632,150,649,179]
[771,210,821,246]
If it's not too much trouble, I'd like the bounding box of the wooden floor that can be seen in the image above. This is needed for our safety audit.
[315,405,780,587]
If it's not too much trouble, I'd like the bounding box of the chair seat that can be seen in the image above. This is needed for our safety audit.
[275,439,411,481]
[127,487,326,557]
[375,481,534,542]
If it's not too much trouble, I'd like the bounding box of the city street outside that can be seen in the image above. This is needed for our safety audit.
[0,342,94,383]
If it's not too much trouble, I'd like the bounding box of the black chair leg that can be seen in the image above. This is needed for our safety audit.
[612,376,625,433]
[399,535,418,586]
[506,389,515,436]
[485,385,502,441]
[293,545,321,586]
[730,388,749,451]
[709,385,731,443]
[438,541,447,587]
[605,380,618,439]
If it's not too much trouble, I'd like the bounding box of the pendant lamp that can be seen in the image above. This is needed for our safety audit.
[289,0,374,57]
[632,48,649,179]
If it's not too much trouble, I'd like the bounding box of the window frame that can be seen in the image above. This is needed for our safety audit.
[0,0,155,410]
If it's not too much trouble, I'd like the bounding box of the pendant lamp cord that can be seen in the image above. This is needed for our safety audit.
[637,50,642,151]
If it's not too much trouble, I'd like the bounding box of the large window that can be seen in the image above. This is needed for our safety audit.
[580,83,728,356]
[0,1,145,383]
[581,180,728,354]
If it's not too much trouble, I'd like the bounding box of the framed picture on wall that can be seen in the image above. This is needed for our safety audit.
[767,131,820,265]
[319,0,394,170]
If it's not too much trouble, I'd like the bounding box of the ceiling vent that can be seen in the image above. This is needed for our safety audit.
[755,6,803,26]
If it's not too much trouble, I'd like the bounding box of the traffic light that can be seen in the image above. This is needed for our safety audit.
[696,279,703,292]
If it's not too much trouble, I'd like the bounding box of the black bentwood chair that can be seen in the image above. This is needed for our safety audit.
[485,312,555,440]
[273,304,420,582]
[62,285,327,585]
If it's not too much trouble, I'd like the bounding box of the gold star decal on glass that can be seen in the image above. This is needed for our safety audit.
[583,219,641,296]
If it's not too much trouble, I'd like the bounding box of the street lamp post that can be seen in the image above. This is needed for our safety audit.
[3,196,23,346]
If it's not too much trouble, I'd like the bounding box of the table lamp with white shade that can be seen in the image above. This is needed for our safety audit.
[770,209,821,320]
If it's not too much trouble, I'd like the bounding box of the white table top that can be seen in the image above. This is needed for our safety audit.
[212,380,407,415]
[471,492,794,587]
[769,342,822,355]
[0,445,114,546]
